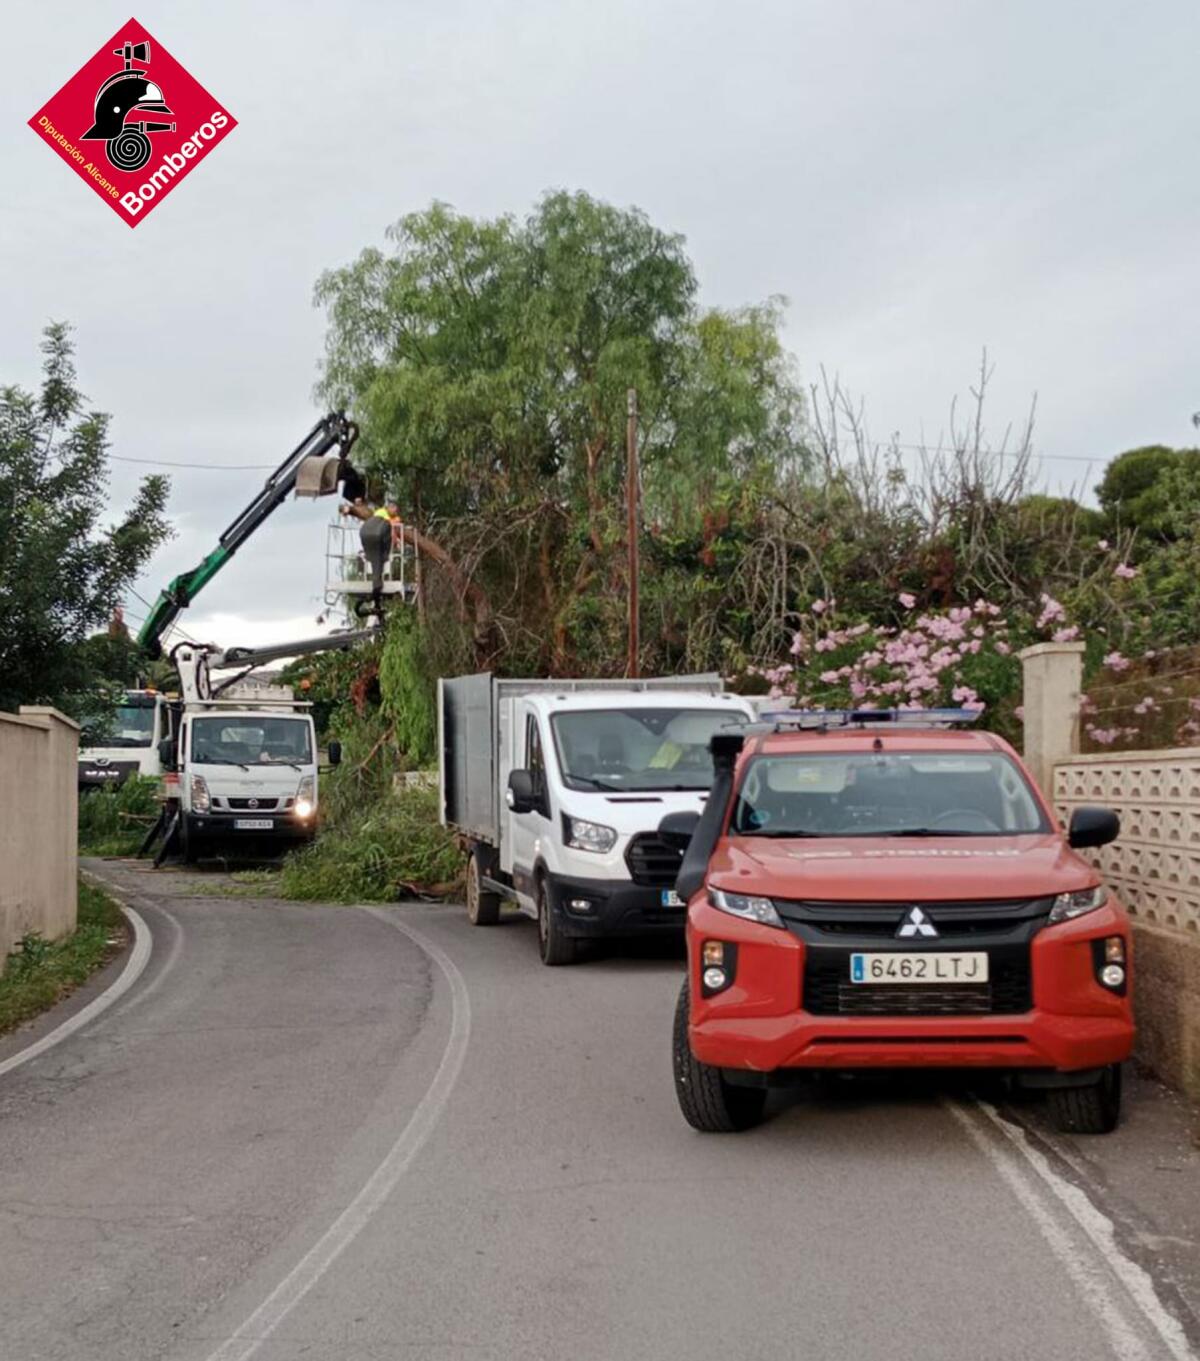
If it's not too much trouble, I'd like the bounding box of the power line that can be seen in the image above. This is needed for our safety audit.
[109,454,275,471]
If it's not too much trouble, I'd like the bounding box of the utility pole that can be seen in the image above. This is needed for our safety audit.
[626,387,640,678]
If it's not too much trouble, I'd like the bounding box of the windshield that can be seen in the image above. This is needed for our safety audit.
[191,717,313,767]
[732,751,1049,838]
[551,708,747,792]
[94,700,157,748]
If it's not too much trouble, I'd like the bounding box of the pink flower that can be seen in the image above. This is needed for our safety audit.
[1114,563,1138,580]
[1037,593,1066,630]
[811,599,827,615]
[952,685,978,704]
[1014,705,1025,722]
[1052,626,1080,642]
[898,592,916,609]
[814,637,836,653]
[994,640,1011,656]
[789,634,807,656]
[1103,651,1130,672]
[819,669,841,684]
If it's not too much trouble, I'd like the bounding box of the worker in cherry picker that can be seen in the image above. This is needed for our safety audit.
[340,494,402,615]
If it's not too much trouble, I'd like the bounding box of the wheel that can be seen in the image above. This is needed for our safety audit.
[466,845,501,925]
[536,874,580,966]
[672,981,767,1132]
[1046,1064,1122,1134]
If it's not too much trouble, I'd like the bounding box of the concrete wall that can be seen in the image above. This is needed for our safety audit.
[1055,750,1200,1099]
[0,707,79,955]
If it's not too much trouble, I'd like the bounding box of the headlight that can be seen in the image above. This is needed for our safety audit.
[295,776,315,819]
[1048,884,1107,924]
[190,774,210,814]
[709,885,784,929]
[563,815,617,854]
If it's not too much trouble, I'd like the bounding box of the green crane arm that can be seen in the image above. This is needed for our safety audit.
[136,412,359,657]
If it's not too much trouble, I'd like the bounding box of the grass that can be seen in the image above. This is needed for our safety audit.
[78,776,161,857]
[280,782,463,902]
[0,880,126,1037]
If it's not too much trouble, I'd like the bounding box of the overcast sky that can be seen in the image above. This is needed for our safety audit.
[4,1,1199,649]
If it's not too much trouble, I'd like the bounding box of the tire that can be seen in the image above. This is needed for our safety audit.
[1046,1063,1122,1134]
[536,874,580,966]
[466,845,501,926]
[672,980,767,1132]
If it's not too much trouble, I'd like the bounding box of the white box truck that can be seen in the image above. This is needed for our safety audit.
[438,674,754,963]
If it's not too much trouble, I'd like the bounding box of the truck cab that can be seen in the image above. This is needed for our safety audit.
[174,702,320,861]
[78,689,173,792]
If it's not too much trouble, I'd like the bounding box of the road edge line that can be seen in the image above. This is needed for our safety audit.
[203,905,471,1361]
[0,896,152,1080]
[947,1098,1195,1361]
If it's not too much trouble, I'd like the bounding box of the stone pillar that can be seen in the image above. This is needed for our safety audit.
[1018,641,1085,796]
[18,706,79,940]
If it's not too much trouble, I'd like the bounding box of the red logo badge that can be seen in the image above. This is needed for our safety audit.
[28,18,235,228]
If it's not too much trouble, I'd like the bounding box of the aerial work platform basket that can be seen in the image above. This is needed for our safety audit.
[324,519,417,620]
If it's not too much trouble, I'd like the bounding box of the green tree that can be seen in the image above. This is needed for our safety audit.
[1097,445,1200,541]
[0,324,171,716]
[315,191,808,677]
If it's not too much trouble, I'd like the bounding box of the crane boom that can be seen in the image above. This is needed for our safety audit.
[137,412,360,657]
[170,627,379,705]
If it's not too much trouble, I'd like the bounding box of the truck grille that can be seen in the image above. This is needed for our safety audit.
[224,797,282,812]
[777,897,1047,1018]
[625,834,684,888]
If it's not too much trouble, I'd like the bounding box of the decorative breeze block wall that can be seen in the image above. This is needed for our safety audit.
[1054,749,1200,935]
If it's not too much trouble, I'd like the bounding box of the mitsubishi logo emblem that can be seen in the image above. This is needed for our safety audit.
[897,906,938,939]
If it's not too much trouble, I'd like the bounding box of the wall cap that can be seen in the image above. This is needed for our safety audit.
[1056,745,1200,767]
[1018,641,1087,661]
[17,705,81,732]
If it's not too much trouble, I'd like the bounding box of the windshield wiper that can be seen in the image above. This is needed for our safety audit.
[862,827,985,837]
[737,828,825,838]
[567,775,623,792]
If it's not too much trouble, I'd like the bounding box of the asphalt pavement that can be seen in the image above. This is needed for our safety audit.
[0,858,1196,1361]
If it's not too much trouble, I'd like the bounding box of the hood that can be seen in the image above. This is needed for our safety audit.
[707,833,1097,902]
[561,787,709,838]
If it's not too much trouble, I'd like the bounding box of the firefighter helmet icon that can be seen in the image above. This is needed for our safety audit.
[80,39,175,172]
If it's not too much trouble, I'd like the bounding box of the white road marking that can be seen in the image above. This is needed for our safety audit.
[109,901,184,1019]
[0,905,152,1080]
[203,908,471,1361]
[947,1099,1196,1361]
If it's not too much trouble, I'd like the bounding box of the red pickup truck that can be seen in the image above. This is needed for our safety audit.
[661,711,1133,1135]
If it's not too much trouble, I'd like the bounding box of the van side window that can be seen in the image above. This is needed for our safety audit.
[526,715,548,814]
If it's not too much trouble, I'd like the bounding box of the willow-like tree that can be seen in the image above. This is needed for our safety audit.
[0,324,171,717]
[315,191,807,675]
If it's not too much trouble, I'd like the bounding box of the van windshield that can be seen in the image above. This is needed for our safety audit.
[191,717,312,767]
[551,708,747,792]
[732,751,1049,837]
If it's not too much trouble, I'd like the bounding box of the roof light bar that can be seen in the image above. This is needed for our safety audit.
[759,707,984,731]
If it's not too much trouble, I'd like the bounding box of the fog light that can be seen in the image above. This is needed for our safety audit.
[1105,936,1126,964]
[1101,963,1126,989]
[568,897,594,913]
[702,941,725,966]
[703,967,727,991]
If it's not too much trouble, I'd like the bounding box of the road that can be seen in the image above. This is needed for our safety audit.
[0,858,1194,1361]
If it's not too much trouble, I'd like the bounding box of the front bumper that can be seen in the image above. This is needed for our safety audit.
[687,898,1134,1076]
[546,871,685,939]
[185,813,315,845]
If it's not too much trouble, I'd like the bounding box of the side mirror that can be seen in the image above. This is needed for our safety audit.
[1068,806,1120,850]
[328,739,342,768]
[506,769,536,815]
[658,809,701,850]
